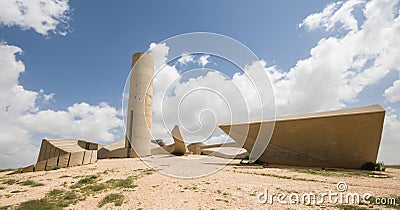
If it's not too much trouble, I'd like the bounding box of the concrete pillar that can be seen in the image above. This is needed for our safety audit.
[125,52,153,157]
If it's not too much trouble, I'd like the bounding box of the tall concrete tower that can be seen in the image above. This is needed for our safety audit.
[125,52,153,157]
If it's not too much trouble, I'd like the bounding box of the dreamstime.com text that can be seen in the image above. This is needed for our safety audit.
[257,182,398,206]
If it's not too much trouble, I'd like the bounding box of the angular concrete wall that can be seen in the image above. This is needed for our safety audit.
[187,141,248,159]
[187,142,205,155]
[150,125,188,156]
[35,160,46,172]
[82,151,92,165]
[58,154,70,168]
[68,151,85,166]
[45,156,58,170]
[21,165,35,173]
[219,105,385,169]
[98,140,128,159]
[168,125,187,155]
[19,139,99,173]
[90,150,97,163]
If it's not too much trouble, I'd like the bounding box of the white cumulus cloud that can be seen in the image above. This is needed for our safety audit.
[148,43,274,145]
[384,79,400,103]
[378,108,400,165]
[299,0,364,32]
[20,102,123,142]
[0,43,123,168]
[147,0,400,164]
[0,0,70,35]
[177,53,194,65]
[289,0,400,164]
[198,54,210,67]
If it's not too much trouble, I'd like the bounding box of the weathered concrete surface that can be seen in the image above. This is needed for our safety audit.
[187,141,248,159]
[45,156,58,170]
[125,52,154,157]
[58,154,70,168]
[220,105,385,169]
[82,151,92,165]
[165,125,187,155]
[201,147,248,159]
[187,142,205,155]
[17,139,99,173]
[21,164,34,173]
[69,151,85,166]
[35,160,46,172]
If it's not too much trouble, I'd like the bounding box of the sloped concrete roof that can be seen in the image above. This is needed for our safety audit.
[219,104,385,169]
[45,139,87,153]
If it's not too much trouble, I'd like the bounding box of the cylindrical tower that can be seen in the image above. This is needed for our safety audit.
[125,52,153,157]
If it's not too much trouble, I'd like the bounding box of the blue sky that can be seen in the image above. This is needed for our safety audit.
[1,0,334,110]
[0,0,399,168]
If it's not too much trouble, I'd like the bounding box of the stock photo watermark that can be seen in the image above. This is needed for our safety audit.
[257,182,398,207]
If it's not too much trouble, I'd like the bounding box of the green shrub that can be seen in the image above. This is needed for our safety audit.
[375,162,386,171]
[19,180,44,187]
[70,175,98,189]
[98,193,124,207]
[241,156,262,164]
[16,199,59,210]
[3,179,17,185]
[106,177,137,189]
[16,189,80,210]
[361,162,386,171]
[81,183,107,194]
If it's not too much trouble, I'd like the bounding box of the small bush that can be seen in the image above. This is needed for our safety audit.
[47,189,65,197]
[375,162,386,171]
[81,183,107,194]
[98,193,124,207]
[241,156,262,164]
[361,162,375,170]
[19,180,44,187]
[0,205,11,210]
[362,162,386,171]
[16,199,59,210]
[3,179,17,185]
[70,175,98,189]
[17,188,83,210]
[106,177,137,189]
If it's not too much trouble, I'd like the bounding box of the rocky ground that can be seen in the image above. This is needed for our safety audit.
[0,156,399,209]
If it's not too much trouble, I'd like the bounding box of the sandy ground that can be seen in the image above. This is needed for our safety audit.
[0,156,399,209]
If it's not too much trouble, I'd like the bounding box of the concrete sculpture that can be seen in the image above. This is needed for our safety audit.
[187,142,248,159]
[148,125,188,155]
[125,52,153,157]
[97,140,127,159]
[164,125,187,155]
[100,126,188,157]
[19,139,98,173]
[219,105,385,169]
[200,147,248,159]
